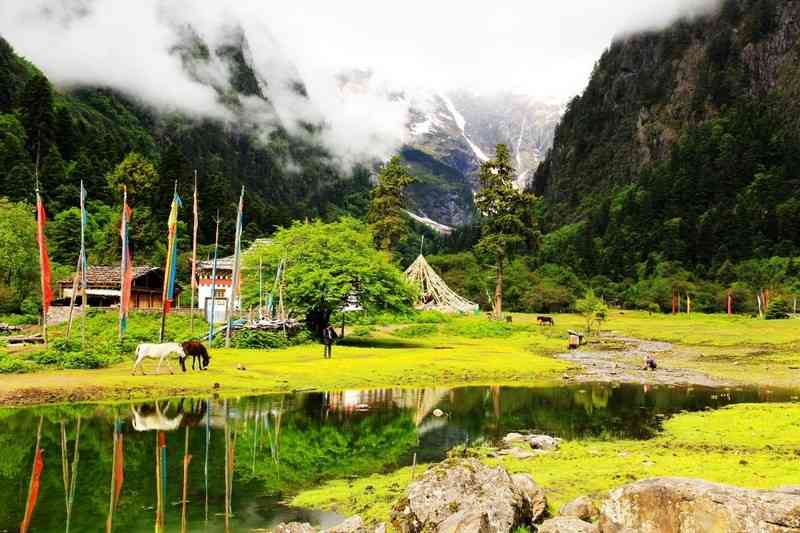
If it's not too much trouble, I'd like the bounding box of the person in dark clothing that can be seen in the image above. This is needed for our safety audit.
[322,325,338,359]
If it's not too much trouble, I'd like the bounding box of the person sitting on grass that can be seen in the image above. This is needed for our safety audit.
[643,354,657,371]
[322,324,338,359]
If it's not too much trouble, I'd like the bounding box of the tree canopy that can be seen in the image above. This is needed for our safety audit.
[368,156,415,254]
[243,218,416,331]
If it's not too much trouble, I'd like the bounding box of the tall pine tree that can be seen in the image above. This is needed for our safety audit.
[368,156,414,254]
[474,144,537,318]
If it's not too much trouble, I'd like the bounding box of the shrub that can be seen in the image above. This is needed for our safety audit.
[62,351,108,369]
[0,354,36,374]
[765,298,791,320]
[0,313,39,326]
[392,324,438,338]
[229,329,314,349]
[351,326,374,337]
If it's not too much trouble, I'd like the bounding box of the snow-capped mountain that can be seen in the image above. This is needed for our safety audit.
[403,91,563,226]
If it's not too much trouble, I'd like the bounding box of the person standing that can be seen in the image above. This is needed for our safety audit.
[322,324,338,359]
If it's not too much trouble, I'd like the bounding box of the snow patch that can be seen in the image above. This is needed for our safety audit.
[438,93,490,162]
[404,210,454,235]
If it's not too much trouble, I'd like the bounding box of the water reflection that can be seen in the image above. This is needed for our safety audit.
[0,383,795,532]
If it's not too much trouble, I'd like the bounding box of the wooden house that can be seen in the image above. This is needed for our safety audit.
[56,266,180,309]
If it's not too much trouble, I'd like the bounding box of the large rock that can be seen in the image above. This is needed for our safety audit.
[538,517,599,533]
[390,458,547,533]
[274,523,316,533]
[560,496,599,522]
[323,516,367,533]
[599,478,800,533]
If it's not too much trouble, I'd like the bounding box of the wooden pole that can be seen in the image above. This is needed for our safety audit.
[65,254,81,339]
[190,171,198,336]
[79,180,87,350]
[207,214,221,345]
[225,187,245,348]
[181,426,191,533]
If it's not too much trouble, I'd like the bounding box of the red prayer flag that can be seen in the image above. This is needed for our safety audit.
[20,448,44,533]
[36,193,52,314]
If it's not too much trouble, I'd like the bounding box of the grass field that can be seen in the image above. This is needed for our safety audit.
[1,309,799,404]
[291,402,800,523]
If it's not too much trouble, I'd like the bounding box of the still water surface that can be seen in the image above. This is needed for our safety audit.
[1,383,795,532]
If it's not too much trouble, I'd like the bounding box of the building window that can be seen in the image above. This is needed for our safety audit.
[214,289,226,299]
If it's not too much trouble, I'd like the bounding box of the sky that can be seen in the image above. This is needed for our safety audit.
[0,0,722,163]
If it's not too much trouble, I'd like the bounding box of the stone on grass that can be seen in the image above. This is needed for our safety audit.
[528,435,561,451]
[537,517,599,533]
[390,458,547,533]
[599,477,800,533]
[559,496,599,522]
[322,516,366,533]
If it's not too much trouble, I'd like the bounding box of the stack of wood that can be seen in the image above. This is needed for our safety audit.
[244,318,304,334]
[0,323,22,335]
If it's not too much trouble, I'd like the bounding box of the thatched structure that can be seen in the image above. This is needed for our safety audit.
[404,255,479,314]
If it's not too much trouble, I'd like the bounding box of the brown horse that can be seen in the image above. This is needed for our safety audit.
[180,341,210,372]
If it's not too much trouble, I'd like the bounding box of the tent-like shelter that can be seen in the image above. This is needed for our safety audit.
[404,255,479,314]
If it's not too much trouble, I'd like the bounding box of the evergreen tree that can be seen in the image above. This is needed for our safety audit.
[474,144,537,318]
[367,156,415,254]
[18,74,55,160]
[106,151,160,205]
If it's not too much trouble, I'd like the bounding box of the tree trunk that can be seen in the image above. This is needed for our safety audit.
[494,255,503,320]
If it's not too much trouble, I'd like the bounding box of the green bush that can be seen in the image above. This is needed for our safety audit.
[765,298,791,320]
[0,354,36,374]
[351,326,374,337]
[0,314,39,326]
[229,329,314,349]
[391,324,438,338]
[341,309,453,326]
[31,337,122,369]
[61,351,108,369]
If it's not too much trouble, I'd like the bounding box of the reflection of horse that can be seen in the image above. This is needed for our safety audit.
[132,343,186,375]
[131,401,184,431]
[180,341,210,372]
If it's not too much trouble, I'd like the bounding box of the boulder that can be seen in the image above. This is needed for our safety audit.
[777,486,800,496]
[274,523,316,533]
[538,517,599,533]
[599,477,800,533]
[528,435,561,451]
[390,458,547,533]
[323,516,367,533]
[560,496,599,522]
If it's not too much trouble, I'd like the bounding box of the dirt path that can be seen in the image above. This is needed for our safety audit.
[559,335,733,387]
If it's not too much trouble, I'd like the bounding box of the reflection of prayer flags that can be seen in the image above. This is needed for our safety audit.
[162,192,182,313]
[119,188,133,336]
[114,430,124,505]
[36,191,52,314]
[20,448,44,533]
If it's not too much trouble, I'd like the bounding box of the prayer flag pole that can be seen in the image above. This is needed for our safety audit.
[225,186,245,348]
[119,186,133,339]
[159,182,182,342]
[79,180,88,349]
[35,181,51,346]
[190,171,199,336]
[207,213,221,345]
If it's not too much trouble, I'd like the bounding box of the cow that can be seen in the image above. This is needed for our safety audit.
[537,316,555,326]
[132,342,186,375]
[180,341,210,371]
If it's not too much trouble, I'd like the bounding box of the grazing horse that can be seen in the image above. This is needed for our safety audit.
[537,316,555,326]
[180,341,210,372]
[132,342,186,375]
[130,401,183,431]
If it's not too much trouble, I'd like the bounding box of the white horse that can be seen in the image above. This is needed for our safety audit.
[130,401,184,431]
[132,342,186,375]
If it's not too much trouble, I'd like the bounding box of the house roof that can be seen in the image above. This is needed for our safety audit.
[198,238,273,271]
[59,266,159,286]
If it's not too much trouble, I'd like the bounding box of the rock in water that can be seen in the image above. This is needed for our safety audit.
[538,517,599,533]
[600,477,800,533]
[560,496,599,522]
[390,458,547,533]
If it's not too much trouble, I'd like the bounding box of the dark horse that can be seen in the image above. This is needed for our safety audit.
[180,341,210,372]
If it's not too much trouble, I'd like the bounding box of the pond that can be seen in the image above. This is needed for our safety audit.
[1,383,796,532]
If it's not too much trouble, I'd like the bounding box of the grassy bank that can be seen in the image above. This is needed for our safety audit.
[291,402,800,523]
[0,314,570,405]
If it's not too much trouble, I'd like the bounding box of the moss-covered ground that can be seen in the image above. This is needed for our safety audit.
[290,402,800,524]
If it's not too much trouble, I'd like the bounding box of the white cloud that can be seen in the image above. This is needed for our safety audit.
[0,0,722,164]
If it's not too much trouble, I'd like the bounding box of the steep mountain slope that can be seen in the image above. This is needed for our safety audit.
[0,31,371,256]
[533,0,800,278]
[404,92,562,226]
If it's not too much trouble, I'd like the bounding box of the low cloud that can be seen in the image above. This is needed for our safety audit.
[0,0,722,166]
